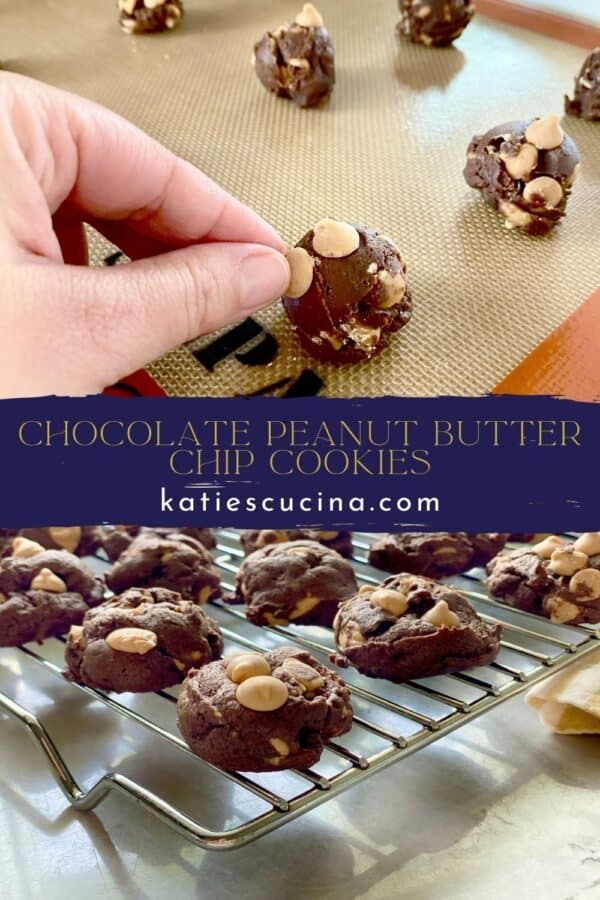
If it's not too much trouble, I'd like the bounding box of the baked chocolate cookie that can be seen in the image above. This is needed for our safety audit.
[102,526,217,561]
[565,48,600,121]
[283,221,412,363]
[177,645,352,771]
[105,533,221,603]
[396,0,474,48]
[332,576,502,681]
[118,0,184,34]
[65,587,223,693]
[0,529,19,558]
[464,116,580,235]
[240,529,353,558]
[253,4,334,109]
[367,532,507,578]
[507,533,535,543]
[486,533,600,625]
[235,540,358,627]
[0,540,105,647]
[19,526,104,557]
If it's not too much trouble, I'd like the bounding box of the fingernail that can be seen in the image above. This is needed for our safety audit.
[239,249,290,311]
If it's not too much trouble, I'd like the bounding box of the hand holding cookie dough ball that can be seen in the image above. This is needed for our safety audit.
[565,49,600,121]
[177,646,352,771]
[118,0,184,34]
[283,221,412,364]
[396,0,474,48]
[464,116,580,236]
[253,4,335,108]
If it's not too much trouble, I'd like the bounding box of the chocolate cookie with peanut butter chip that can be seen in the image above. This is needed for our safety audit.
[253,4,335,109]
[0,529,19,558]
[283,221,412,364]
[565,49,600,121]
[177,646,352,771]
[0,539,105,647]
[235,540,358,627]
[464,116,580,236]
[102,526,217,561]
[118,0,184,34]
[105,532,221,603]
[396,1,474,48]
[368,532,507,578]
[332,576,502,681]
[486,533,600,625]
[240,528,353,558]
[19,526,105,557]
[65,587,223,693]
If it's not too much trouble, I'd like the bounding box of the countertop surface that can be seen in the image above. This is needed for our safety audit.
[1,656,599,900]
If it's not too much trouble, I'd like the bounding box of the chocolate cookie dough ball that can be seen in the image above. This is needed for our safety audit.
[102,526,217,561]
[565,49,600,121]
[397,0,474,47]
[240,529,353,558]
[464,116,581,236]
[105,532,221,603]
[177,646,353,771]
[486,533,600,625]
[253,4,335,109]
[235,540,358,627]
[283,221,412,363]
[118,0,184,34]
[0,539,105,647]
[65,587,223,693]
[19,526,104,557]
[333,576,502,681]
[367,532,507,578]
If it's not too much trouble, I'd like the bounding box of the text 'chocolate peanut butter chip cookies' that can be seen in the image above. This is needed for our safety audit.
[253,4,335,109]
[486,533,600,626]
[176,646,353,771]
[235,539,358,627]
[396,1,475,48]
[464,116,580,236]
[283,221,412,364]
[332,576,502,681]
[118,0,184,35]
[0,538,105,647]
[65,587,223,694]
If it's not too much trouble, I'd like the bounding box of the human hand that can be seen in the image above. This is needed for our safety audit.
[0,73,290,397]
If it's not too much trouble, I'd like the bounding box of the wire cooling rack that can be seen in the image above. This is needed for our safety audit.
[0,532,597,850]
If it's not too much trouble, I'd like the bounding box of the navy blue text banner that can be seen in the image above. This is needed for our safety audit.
[2,395,598,531]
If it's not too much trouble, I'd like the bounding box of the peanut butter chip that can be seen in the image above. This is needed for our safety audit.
[500,142,538,180]
[524,115,565,151]
[226,653,271,683]
[500,201,533,230]
[12,537,45,558]
[295,3,324,28]
[569,568,600,601]
[369,588,409,616]
[281,657,324,691]
[30,568,67,593]
[532,535,564,559]
[312,219,360,259]
[318,531,339,540]
[48,526,82,554]
[422,600,460,628]
[358,583,376,594]
[106,627,157,654]
[269,737,290,756]
[548,548,588,576]
[69,625,84,642]
[286,247,315,298]
[547,598,579,624]
[573,532,600,557]
[119,0,136,13]
[377,269,406,308]
[289,594,321,619]
[235,675,289,711]
[522,176,563,208]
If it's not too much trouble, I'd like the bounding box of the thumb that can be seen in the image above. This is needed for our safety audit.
[1,243,290,397]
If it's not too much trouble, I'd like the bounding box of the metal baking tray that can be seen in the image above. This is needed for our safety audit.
[0,532,597,850]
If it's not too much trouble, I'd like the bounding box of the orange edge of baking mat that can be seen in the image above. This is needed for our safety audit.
[493,288,600,400]
[476,0,600,48]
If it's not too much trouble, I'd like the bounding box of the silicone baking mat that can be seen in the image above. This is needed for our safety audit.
[4,0,599,396]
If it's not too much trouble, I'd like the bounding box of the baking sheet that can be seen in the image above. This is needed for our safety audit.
[3,0,599,396]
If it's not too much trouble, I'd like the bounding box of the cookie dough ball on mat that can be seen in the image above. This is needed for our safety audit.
[0,539,105,646]
[396,1,474,47]
[65,587,223,693]
[464,116,580,236]
[105,532,221,603]
[240,529,353,558]
[253,4,335,109]
[177,646,353,771]
[118,0,184,34]
[333,576,502,681]
[283,221,412,364]
[565,48,600,121]
[235,540,358,627]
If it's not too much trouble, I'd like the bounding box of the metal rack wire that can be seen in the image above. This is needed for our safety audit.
[0,532,597,850]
